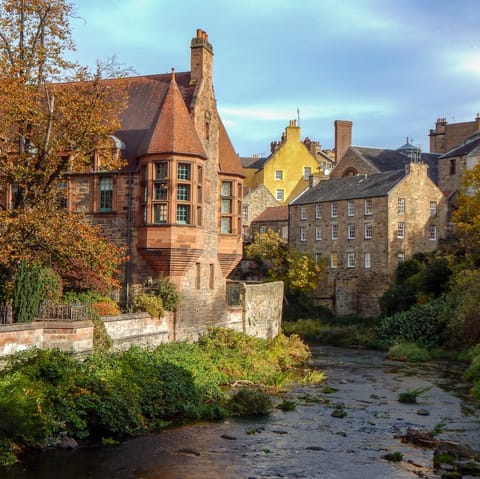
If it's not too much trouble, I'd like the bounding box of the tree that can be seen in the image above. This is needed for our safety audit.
[452,162,480,263]
[245,229,325,294]
[0,0,128,291]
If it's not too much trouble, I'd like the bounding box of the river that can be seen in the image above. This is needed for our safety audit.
[4,345,480,479]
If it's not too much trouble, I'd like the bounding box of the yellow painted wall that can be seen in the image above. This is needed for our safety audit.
[262,124,320,205]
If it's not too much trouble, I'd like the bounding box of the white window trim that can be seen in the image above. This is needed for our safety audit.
[331,223,338,240]
[429,224,437,240]
[315,203,322,219]
[364,223,372,239]
[315,226,322,241]
[347,252,355,268]
[397,222,405,239]
[347,202,355,216]
[301,206,307,220]
[364,252,371,269]
[300,227,307,242]
[364,199,372,215]
[347,223,355,240]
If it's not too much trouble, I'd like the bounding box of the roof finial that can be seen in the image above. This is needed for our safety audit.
[171,67,175,80]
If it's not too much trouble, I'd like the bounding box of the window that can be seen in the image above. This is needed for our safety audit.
[315,203,322,219]
[276,189,284,201]
[275,170,283,181]
[397,222,405,239]
[330,252,338,268]
[220,181,233,233]
[176,204,190,224]
[195,263,201,289]
[242,205,249,221]
[209,264,214,289]
[364,223,373,239]
[397,252,405,263]
[155,161,168,179]
[347,252,355,268]
[315,226,322,241]
[281,225,288,240]
[347,201,355,216]
[260,225,267,234]
[364,199,372,215]
[450,159,456,175]
[177,163,191,180]
[364,252,371,269]
[430,201,437,216]
[347,223,355,239]
[331,202,338,218]
[315,252,322,265]
[300,227,307,241]
[154,203,167,224]
[303,166,312,179]
[99,176,113,211]
[301,206,307,220]
[331,223,338,240]
[398,198,405,214]
[58,180,67,209]
[177,184,190,201]
[154,182,168,200]
[429,225,437,240]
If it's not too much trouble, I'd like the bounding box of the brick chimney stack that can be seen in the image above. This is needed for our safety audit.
[190,29,213,86]
[334,120,352,163]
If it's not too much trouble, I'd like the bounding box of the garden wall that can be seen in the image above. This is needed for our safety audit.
[0,281,283,360]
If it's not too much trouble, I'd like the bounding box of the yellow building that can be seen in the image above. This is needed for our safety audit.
[241,120,333,205]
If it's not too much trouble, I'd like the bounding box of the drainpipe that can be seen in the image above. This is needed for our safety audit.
[125,171,133,307]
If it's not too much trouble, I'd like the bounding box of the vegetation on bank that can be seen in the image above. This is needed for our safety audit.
[0,328,314,466]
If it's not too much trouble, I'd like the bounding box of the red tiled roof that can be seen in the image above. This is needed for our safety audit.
[137,71,206,159]
[252,206,288,223]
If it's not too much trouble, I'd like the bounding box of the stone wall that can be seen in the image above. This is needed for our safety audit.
[0,281,283,359]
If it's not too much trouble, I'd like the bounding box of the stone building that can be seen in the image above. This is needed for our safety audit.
[250,206,289,241]
[241,120,333,205]
[66,30,245,339]
[429,115,480,154]
[289,162,447,317]
[241,184,279,239]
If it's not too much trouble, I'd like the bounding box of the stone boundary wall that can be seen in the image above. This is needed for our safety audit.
[0,281,283,360]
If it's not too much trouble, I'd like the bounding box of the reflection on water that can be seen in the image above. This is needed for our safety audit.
[4,346,480,479]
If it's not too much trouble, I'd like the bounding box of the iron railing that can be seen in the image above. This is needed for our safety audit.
[0,304,12,325]
[36,303,90,321]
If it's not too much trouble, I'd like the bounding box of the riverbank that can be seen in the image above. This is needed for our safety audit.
[4,345,479,479]
[0,329,316,466]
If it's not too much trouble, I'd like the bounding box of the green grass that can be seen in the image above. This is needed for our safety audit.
[387,343,431,362]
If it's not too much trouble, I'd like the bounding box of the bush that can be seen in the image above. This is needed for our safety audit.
[376,297,448,348]
[228,388,272,415]
[387,343,431,362]
[155,275,181,312]
[91,301,120,316]
[131,293,164,318]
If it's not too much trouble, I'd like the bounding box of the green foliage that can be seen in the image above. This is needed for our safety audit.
[13,261,62,322]
[444,269,480,347]
[283,290,333,322]
[275,399,296,411]
[380,253,452,316]
[376,297,448,348]
[155,275,181,312]
[398,386,431,404]
[387,343,431,362]
[228,388,272,415]
[0,329,314,464]
[131,292,164,318]
[245,228,325,295]
[383,451,403,462]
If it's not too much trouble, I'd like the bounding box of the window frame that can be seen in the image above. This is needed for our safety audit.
[275,170,283,181]
[364,223,373,239]
[276,189,284,202]
[99,176,113,212]
[315,226,322,241]
[331,223,338,240]
[429,224,437,241]
[347,252,355,268]
[331,202,338,218]
[364,252,371,269]
[364,199,372,215]
[347,223,355,240]
[315,203,322,219]
[397,222,405,239]
[301,206,307,220]
[347,201,355,216]
[398,197,405,214]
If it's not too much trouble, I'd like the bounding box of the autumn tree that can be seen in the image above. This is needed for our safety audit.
[451,162,480,264]
[245,228,325,293]
[0,0,128,293]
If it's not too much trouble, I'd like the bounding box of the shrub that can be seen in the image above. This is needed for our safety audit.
[387,343,431,362]
[376,297,448,348]
[228,388,272,415]
[91,301,120,316]
[13,261,62,322]
[155,275,181,312]
[131,293,164,318]
[398,386,431,404]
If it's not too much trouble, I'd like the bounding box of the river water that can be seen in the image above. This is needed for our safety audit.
[4,346,480,479]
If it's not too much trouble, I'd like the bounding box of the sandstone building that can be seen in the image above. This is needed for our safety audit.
[289,162,447,317]
[65,30,245,338]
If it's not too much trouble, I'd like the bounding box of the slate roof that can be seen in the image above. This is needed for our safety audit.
[439,134,480,159]
[252,206,288,223]
[351,146,440,184]
[291,169,406,205]
[240,156,268,169]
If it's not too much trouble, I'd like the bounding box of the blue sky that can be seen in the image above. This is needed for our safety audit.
[71,0,480,157]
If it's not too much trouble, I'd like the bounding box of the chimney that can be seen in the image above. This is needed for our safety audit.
[190,29,213,85]
[334,120,352,163]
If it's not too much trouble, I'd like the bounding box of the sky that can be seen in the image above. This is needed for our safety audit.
[70,0,480,157]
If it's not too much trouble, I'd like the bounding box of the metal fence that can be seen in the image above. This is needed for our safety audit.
[0,304,12,325]
[37,303,90,321]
